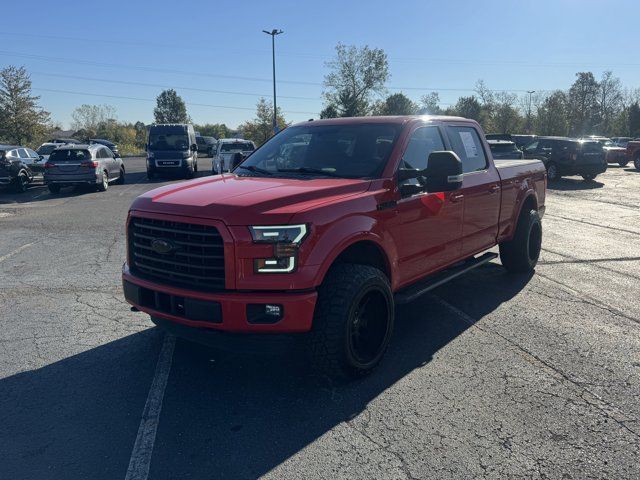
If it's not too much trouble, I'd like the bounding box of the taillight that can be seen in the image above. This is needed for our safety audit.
[44,162,56,169]
[80,160,99,168]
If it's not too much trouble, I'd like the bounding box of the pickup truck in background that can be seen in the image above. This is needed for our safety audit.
[123,116,546,378]
[626,140,640,171]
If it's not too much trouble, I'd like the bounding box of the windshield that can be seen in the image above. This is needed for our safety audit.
[221,142,253,152]
[37,145,57,155]
[237,123,401,179]
[148,133,189,151]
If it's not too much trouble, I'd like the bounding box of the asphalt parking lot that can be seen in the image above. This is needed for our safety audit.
[1,158,639,479]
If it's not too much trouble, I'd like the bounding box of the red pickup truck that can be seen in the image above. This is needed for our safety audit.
[123,116,546,378]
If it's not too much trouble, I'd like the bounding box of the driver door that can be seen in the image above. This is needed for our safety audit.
[389,125,464,287]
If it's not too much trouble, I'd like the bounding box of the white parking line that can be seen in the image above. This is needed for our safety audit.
[124,334,175,480]
[0,243,34,263]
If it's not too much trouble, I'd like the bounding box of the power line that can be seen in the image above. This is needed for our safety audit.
[30,71,321,100]
[32,88,319,115]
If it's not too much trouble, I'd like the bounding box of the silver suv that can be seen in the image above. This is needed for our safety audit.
[44,144,125,194]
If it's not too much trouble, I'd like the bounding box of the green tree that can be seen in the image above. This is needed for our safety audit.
[319,105,339,119]
[238,98,287,146]
[535,91,569,136]
[194,123,230,139]
[322,43,389,117]
[567,72,600,136]
[70,104,116,138]
[418,92,442,115]
[134,121,147,148]
[0,65,50,145]
[373,92,417,115]
[154,89,189,124]
[447,96,482,122]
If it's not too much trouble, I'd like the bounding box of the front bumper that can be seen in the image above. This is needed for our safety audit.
[122,266,317,334]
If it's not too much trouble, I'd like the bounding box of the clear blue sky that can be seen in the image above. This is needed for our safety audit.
[2,0,638,129]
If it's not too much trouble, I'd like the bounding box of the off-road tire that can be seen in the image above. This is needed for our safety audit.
[499,209,542,273]
[308,263,394,379]
[14,172,28,193]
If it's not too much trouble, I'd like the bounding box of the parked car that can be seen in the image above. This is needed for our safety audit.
[36,142,60,162]
[611,137,632,148]
[123,115,546,378]
[195,135,217,156]
[626,140,640,170]
[523,137,607,181]
[487,140,524,159]
[89,138,120,157]
[213,138,256,173]
[600,140,628,167]
[44,144,125,193]
[0,145,39,192]
[48,138,82,144]
[146,124,199,180]
[486,133,537,150]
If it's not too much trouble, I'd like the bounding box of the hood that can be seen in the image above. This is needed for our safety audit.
[131,174,371,225]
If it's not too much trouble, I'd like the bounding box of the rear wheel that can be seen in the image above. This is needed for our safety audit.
[499,209,542,273]
[635,155,640,171]
[97,171,109,191]
[546,162,559,180]
[114,167,125,185]
[582,174,597,181]
[14,172,29,193]
[308,264,394,379]
[48,184,61,194]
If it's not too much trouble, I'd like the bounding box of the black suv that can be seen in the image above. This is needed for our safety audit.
[523,137,607,181]
[487,140,524,160]
[0,145,41,193]
[195,135,217,156]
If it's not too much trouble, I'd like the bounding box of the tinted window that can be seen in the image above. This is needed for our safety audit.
[489,142,519,154]
[400,126,445,170]
[18,149,29,159]
[580,142,603,153]
[447,126,488,173]
[148,133,189,151]
[239,123,401,179]
[37,145,57,155]
[49,149,91,161]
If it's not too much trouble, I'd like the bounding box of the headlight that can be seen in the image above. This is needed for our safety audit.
[147,152,154,159]
[249,225,308,273]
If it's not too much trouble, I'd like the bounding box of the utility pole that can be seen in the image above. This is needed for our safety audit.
[527,90,536,133]
[262,29,284,135]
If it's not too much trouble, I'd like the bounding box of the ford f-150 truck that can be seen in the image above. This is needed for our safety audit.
[123,116,546,378]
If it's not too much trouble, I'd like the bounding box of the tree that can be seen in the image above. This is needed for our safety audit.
[447,96,482,122]
[320,105,339,119]
[154,89,189,124]
[0,65,50,145]
[567,72,600,136]
[535,90,569,136]
[373,93,417,115]
[418,92,442,115]
[194,123,230,139]
[238,98,287,146]
[598,71,623,135]
[70,104,116,137]
[629,103,640,138]
[134,121,147,148]
[322,43,389,117]
[491,92,522,133]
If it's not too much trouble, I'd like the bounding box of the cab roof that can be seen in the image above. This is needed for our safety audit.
[292,115,470,128]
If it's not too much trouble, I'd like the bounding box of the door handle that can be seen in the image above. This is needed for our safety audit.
[450,193,464,203]
[489,185,501,193]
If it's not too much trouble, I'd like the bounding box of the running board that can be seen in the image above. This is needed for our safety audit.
[394,252,498,305]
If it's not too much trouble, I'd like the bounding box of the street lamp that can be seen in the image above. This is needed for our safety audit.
[263,29,284,135]
[527,90,535,133]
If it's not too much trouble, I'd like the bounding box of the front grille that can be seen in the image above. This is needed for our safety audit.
[129,217,225,291]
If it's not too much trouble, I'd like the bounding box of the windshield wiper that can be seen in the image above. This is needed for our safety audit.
[278,167,342,177]
[236,165,273,175]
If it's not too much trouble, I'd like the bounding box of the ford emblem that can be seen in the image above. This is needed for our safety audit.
[151,238,176,255]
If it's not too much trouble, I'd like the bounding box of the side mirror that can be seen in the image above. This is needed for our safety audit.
[424,151,463,192]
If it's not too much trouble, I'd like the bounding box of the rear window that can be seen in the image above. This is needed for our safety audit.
[489,143,519,153]
[49,149,91,161]
[221,142,253,152]
[37,145,57,155]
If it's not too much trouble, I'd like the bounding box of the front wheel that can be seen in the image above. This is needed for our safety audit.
[499,209,542,273]
[308,264,394,379]
[546,162,559,181]
[635,156,640,171]
[582,174,597,181]
[14,172,29,193]
[618,160,629,167]
[114,167,125,185]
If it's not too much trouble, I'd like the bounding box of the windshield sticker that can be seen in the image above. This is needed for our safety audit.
[459,131,478,158]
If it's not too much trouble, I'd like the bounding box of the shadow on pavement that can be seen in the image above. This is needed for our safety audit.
[547,178,604,191]
[0,262,532,479]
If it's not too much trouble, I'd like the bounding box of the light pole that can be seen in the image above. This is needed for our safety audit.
[527,90,535,133]
[263,29,284,135]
